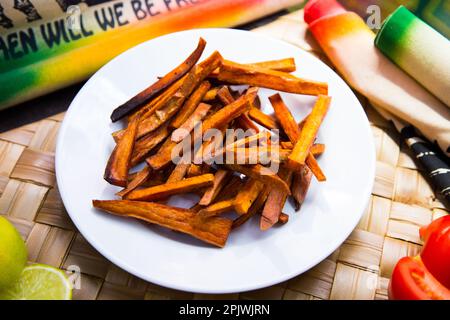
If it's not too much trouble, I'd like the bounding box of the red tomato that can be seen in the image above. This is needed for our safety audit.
[389,257,450,300]
[419,216,450,289]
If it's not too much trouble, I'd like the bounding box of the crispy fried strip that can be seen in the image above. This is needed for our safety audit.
[287,95,331,170]
[291,166,313,211]
[269,93,301,142]
[135,51,223,139]
[130,122,170,167]
[280,142,325,155]
[234,178,264,215]
[260,167,293,230]
[248,107,279,130]
[215,60,327,95]
[202,131,270,164]
[232,147,291,164]
[305,153,326,181]
[225,164,291,195]
[186,163,203,177]
[146,137,179,171]
[217,86,259,133]
[203,87,220,101]
[110,38,206,122]
[116,166,152,198]
[171,102,212,142]
[232,187,270,229]
[125,173,214,201]
[92,200,231,247]
[200,91,253,136]
[199,169,231,206]
[210,58,296,77]
[104,114,140,187]
[166,162,190,183]
[197,199,235,218]
[278,213,289,225]
[170,81,211,129]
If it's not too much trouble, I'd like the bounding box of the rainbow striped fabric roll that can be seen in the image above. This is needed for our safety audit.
[375,6,450,107]
[338,0,450,39]
[304,0,450,154]
[0,0,299,109]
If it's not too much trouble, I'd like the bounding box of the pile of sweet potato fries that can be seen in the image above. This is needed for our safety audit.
[93,38,331,248]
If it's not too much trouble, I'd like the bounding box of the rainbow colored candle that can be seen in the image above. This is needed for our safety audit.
[0,0,299,109]
[304,0,450,153]
[375,6,450,107]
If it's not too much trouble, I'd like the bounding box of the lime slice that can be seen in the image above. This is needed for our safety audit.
[0,264,72,300]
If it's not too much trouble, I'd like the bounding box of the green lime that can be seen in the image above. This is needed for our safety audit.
[0,216,27,289]
[0,264,72,300]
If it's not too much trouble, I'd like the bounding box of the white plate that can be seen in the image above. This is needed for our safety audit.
[56,29,375,294]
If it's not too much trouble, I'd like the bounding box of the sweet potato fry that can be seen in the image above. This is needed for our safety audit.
[199,169,231,206]
[186,163,202,177]
[171,102,212,142]
[291,166,313,211]
[203,87,220,101]
[197,199,235,218]
[260,167,292,230]
[269,93,301,142]
[232,147,291,164]
[110,38,206,122]
[225,164,290,195]
[210,58,296,77]
[92,200,232,247]
[134,51,223,139]
[280,142,325,156]
[104,114,140,187]
[287,95,331,171]
[215,60,327,95]
[130,122,170,167]
[170,81,211,129]
[248,107,279,130]
[166,162,190,183]
[234,178,264,215]
[250,58,296,73]
[202,131,270,164]
[125,173,214,201]
[232,187,270,229]
[200,91,253,136]
[278,212,289,225]
[217,86,259,133]
[305,153,326,181]
[116,166,152,198]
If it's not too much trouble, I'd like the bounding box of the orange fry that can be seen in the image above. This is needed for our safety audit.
[130,122,170,167]
[291,166,313,211]
[125,173,214,201]
[199,169,231,206]
[197,199,235,218]
[104,114,140,187]
[269,93,301,142]
[232,187,270,229]
[171,102,212,142]
[248,107,279,130]
[225,164,291,195]
[110,38,206,122]
[215,60,327,95]
[116,166,152,198]
[92,200,232,248]
[260,167,293,230]
[234,178,264,215]
[170,81,211,129]
[166,162,190,183]
[287,95,331,170]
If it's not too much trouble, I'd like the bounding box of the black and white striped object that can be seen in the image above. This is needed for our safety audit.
[400,126,450,207]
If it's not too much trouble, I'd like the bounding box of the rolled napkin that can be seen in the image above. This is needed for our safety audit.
[375,6,450,107]
[304,0,450,155]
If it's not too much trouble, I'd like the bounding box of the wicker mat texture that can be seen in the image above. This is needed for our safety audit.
[0,9,448,300]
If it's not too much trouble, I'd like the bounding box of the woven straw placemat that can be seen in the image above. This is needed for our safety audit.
[0,9,448,300]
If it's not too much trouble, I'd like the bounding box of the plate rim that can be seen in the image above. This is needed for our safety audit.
[55,28,376,294]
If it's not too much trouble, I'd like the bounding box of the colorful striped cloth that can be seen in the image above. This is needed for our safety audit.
[304,0,450,204]
[375,6,450,107]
